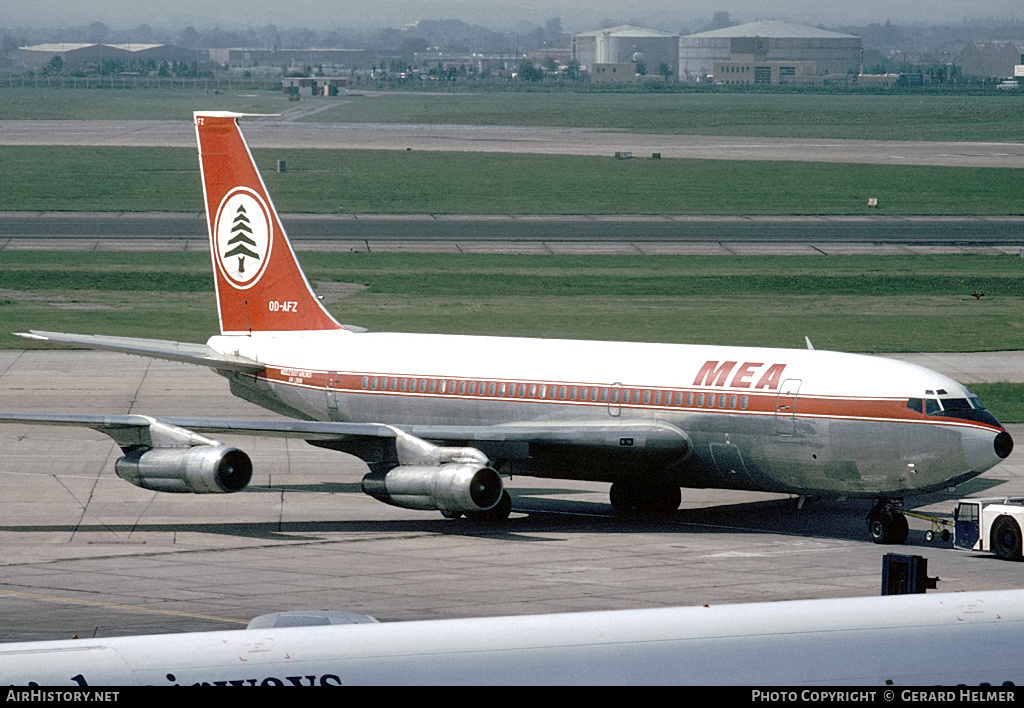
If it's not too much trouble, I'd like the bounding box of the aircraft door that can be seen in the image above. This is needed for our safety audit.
[326,372,341,419]
[608,382,622,417]
[774,378,802,435]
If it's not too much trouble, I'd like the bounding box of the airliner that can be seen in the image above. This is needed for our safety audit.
[2,590,1022,685]
[1,112,1012,545]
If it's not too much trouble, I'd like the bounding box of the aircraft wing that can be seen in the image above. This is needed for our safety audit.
[0,412,396,442]
[0,412,690,511]
[0,413,690,473]
[15,330,264,374]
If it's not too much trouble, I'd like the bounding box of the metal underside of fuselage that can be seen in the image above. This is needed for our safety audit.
[223,372,984,500]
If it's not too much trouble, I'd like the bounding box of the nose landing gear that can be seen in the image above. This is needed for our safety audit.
[866,499,909,544]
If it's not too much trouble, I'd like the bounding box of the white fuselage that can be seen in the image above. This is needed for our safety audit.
[208,330,1007,499]
[2,590,1022,686]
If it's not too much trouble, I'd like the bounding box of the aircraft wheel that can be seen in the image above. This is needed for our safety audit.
[441,509,463,519]
[465,491,512,523]
[656,485,683,515]
[991,516,1023,561]
[892,512,909,544]
[867,514,889,543]
[609,482,640,516]
[867,509,907,544]
[610,482,680,517]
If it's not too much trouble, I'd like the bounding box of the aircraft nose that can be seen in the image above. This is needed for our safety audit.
[995,430,1014,459]
[960,427,1013,476]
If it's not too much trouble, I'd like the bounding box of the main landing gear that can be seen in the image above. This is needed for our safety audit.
[442,490,513,522]
[609,481,682,517]
[866,499,909,545]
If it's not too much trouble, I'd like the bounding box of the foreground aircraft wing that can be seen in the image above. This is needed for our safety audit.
[15,330,264,374]
[4,589,1024,685]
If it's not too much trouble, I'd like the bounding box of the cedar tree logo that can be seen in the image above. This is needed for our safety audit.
[214,188,272,289]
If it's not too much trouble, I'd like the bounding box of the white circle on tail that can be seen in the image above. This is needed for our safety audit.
[214,187,273,289]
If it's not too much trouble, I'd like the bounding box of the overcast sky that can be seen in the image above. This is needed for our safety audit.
[4,0,1023,32]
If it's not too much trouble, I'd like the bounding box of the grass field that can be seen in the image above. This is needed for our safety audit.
[2,87,1023,142]
[1,145,1022,215]
[310,92,1024,142]
[6,250,1024,418]
[0,87,292,120]
[4,251,1024,351]
[3,87,1023,419]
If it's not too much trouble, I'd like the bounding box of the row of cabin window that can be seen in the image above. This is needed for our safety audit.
[358,376,749,410]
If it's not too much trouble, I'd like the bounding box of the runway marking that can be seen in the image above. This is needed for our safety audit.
[0,589,250,626]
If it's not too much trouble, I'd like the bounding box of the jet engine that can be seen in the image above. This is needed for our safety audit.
[115,445,253,494]
[361,463,503,514]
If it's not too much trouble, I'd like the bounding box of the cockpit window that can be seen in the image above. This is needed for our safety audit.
[912,391,1001,427]
[939,398,972,412]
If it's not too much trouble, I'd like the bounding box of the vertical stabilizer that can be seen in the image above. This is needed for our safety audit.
[195,112,342,334]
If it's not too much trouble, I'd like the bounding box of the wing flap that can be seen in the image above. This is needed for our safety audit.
[404,419,691,449]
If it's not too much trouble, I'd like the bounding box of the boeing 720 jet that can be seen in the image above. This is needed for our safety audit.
[1,112,1013,545]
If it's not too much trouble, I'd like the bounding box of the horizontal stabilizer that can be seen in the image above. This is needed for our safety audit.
[15,331,264,374]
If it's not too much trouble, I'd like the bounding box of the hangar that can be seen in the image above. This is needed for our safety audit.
[679,19,862,82]
[16,43,195,71]
[573,25,680,81]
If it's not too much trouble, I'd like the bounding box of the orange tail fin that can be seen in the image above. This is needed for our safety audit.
[195,111,342,335]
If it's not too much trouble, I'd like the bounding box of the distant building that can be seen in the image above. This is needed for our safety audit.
[209,48,374,70]
[856,73,902,89]
[591,62,641,83]
[679,19,862,82]
[17,43,194,70]
[282,76,347,96]
[713,59,818,85]
[525,49,573,65]
[961,42,1024,78]
[573,25,679,80]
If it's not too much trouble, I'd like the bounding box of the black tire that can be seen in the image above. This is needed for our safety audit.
[991,516,1023,561]
[892,513,909,545]
[464,490,512,523]
[867,510,908,545]
[609,482,642,517]
[610,482,680,517]
[655,485,682,516]
[867,513,890,544]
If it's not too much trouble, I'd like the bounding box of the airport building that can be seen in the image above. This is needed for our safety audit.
[960,42,1024,78]
[572,25,680,81]
[679,19,862,82]
[208,48,375,70]
[17,43,195,71]
[282,76,348,96]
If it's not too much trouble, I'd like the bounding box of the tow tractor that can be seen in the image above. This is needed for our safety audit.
[916,497,1024,561]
